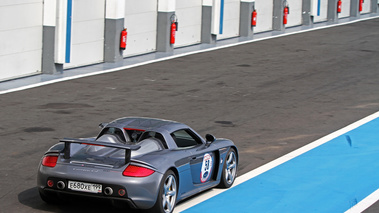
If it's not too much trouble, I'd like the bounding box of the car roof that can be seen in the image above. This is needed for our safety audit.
[107,117,188,133]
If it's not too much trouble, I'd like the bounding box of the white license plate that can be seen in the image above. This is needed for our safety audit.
[68,181,102,193]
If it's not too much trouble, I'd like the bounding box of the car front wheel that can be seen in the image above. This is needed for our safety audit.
[218,148,238,188]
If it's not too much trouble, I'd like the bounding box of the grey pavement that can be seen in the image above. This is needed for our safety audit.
[1,15,379,213]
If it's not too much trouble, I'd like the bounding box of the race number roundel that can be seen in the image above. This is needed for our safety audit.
[200,153,213,183]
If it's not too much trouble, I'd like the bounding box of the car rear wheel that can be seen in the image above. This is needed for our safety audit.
[151,170,178,213]
[218,148,237,188]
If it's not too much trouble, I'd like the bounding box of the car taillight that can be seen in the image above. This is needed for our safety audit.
[42,155,58,167]
[122,165,155,177]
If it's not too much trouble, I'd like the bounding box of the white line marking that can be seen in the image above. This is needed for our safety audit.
[345,188,379,213]
[1,15,378,95]
[174,111,379,212]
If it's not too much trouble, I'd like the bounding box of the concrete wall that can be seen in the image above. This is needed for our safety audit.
[1,0,378,81]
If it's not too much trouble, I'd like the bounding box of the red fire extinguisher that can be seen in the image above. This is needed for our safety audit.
[120,28,127,50]
[337,0,342,13]
[283,6,289,25]
[252,9,257,27]
[359,0,363,12]
[170,21,176,44]
[170,14,178,44]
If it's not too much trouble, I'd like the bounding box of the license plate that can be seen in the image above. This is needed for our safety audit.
[68,181,102,193]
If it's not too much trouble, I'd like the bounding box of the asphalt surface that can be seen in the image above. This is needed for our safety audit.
[1,18,379,212]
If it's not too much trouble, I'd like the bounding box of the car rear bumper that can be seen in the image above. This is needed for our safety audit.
[37,163,163,209]
[39,187,139,208]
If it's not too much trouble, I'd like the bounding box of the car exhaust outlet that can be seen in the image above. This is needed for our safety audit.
[104,187,113,196]
[57,181,65,189]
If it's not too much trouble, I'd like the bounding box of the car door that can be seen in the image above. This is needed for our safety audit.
[170,129,217,185]
[189,147,217,184]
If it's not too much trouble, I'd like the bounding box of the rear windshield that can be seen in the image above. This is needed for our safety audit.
[97,127,127,142]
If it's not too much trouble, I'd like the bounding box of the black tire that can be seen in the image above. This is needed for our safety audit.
[151,170,178,213]
[218,148,238,188]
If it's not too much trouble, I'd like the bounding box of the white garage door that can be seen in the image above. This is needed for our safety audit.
[287,0,303,27]
[0,0,43,81]
[254,0,274,33]
[313,0,328,23]
[361,0,371,14]
[124,0,157,57]
[217,0,241,40]
[339,0,351,18]
[174,0,202,47]
[64,0,105,69]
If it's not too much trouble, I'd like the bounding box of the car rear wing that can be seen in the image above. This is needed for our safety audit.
[60,138,141,165]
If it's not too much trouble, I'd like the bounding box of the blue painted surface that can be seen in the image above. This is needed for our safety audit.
[317,0,321,16]
[65,0,73,63]
[219,0,224,34]
[183,118,379,212]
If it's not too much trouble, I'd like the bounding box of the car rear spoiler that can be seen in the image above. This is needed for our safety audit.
[60,138,141,164]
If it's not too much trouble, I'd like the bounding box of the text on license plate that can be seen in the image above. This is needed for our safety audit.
[68,181,102,193]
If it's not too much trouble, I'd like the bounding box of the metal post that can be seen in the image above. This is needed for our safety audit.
[240,1,255,37]
[327,0,338,23]
[273,0,285,31]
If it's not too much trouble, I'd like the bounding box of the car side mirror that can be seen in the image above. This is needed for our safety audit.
[99,122,108,129]
[205,134,216,144]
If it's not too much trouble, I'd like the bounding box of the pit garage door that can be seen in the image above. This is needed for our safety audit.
[64,0,105,69]
[0,0,43,81]
[124,0,157,57]
[339,0,351,18]
[313,0,328,23]
[286,0,303,27]
[217,0,241,40]
[174,0,202,47]
[361,0,371,14]
[254,0,274,33]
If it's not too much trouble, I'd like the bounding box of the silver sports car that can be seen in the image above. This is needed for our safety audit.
[37,117,238,213]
